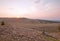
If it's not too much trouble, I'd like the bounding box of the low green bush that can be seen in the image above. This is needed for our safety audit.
[58,26,60,32]
[1,21,5,25]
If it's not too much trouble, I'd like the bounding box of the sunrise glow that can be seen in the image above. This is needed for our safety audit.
[0,0,60,20]
[16,16,20,18]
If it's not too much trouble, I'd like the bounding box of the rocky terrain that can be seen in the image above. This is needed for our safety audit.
[0,18,60,41]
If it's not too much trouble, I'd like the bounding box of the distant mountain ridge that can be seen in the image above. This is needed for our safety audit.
[17,18,60,23]
[0,18,60,23]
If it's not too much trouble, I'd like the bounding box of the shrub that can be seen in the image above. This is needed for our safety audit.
[1,21,5,25]
[58,26,60,32]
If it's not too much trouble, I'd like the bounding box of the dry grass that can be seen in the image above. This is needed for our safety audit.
[0,18,60,41]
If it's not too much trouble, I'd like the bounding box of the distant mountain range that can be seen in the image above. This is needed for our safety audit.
[0,18,60,23]
[16,18,60,23]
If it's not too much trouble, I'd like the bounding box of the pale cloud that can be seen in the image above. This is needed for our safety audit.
[25,0,60,20]
[0,0,60,20]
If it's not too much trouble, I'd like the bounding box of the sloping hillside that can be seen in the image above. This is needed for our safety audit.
[0,18,60,41]
[0,23,60,41]
[0,23,48,41]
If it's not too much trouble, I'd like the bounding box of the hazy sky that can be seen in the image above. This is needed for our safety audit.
[0,0,60,20]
